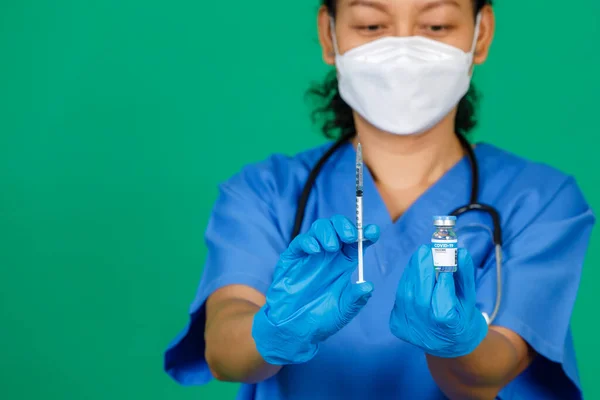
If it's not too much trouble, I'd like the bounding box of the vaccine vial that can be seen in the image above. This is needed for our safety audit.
[431,216,458,273]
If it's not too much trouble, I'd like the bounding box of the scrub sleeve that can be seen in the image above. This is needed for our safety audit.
[163,160,288,386]
[475,176,595,399]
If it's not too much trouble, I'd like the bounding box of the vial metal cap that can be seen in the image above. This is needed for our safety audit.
[433,215,456,227]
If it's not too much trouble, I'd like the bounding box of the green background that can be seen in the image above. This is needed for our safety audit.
[1,1,598,399]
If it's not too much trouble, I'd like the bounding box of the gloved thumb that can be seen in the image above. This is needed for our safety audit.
[432,273,460,329]
[339,281,374,324]
[343,224,381,261]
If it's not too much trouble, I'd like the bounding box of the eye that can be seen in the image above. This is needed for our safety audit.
[429,25,447,32]
[357,24,383,32]
[420,24,454,36]
[366,24,382,31]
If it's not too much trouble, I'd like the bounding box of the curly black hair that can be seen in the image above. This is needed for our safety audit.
[307,0,492,140]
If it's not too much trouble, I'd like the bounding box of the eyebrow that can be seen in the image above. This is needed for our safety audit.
[349,0,389,12]
[420,0,461,11]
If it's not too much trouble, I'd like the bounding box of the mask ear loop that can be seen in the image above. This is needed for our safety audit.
[469,13,483,57]
[329,18,340,56]
[465,13,483,74]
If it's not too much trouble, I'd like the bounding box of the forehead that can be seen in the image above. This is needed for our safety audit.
[337,0,473,11]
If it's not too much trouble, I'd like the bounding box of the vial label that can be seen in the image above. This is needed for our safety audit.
[431,239,458,272]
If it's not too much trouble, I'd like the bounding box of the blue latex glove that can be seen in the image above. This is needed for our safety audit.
[252,215,380,365]
[389,245,488,358]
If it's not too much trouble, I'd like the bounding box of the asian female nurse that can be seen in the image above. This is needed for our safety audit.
[164,1,595,399]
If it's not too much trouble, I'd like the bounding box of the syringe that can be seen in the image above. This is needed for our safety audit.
[356,143,364,284]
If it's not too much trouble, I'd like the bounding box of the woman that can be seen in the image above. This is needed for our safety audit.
[164,0,595,398]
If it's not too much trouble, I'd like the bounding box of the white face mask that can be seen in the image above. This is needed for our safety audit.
[332,16,481,135]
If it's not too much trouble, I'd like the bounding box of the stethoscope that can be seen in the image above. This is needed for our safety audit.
[290,133,503,325]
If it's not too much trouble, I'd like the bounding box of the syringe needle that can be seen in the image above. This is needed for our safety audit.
[356,143,364,284]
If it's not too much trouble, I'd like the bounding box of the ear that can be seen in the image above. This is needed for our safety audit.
[317,5,336,66]
[473,5,495,65]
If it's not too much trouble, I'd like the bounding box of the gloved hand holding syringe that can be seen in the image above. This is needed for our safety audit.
[251,143,377,365]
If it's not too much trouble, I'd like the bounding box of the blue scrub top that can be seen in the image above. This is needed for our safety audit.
[164,142,595,399]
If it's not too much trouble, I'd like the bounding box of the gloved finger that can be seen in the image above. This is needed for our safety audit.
[454,248,476,303]
[330,215,360,261]
[275,233,322,281]
[339,281,374,325]
[395,247,418,300]
[309,219,340,253]
[330,215,358,244]
[286,233,321,259]
[331,215,381,261]
[341,223,381,259]
[393,274,418,335]
[362,224,381,250]
[432,273,459,328]
[399,244,420,284]
[413,245,435,311]
[394,254,416,308]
